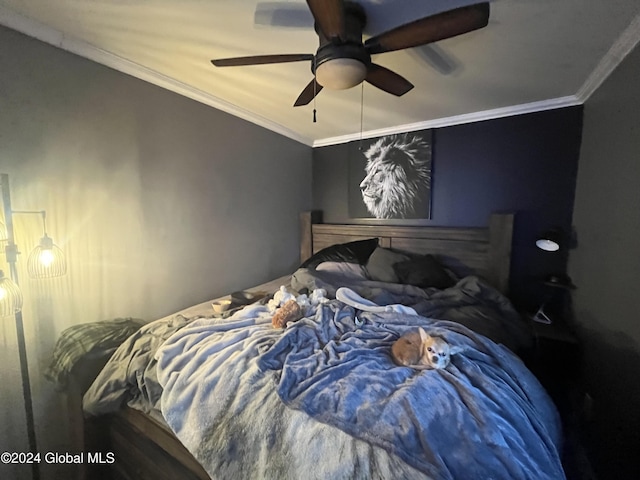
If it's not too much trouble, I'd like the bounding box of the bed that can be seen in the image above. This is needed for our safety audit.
[65,210,566,480]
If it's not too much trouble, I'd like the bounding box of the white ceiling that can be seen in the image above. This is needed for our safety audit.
[1,1,639,147]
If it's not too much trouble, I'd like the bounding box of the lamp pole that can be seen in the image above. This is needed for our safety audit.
[1,174,40,480]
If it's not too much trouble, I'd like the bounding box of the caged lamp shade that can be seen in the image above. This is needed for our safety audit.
[0,269,23,317]
[27,234,67,278]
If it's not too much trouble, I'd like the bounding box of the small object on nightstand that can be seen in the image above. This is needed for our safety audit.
[531,274,575,324]
[544,274,575,288]
[531,304,553,324]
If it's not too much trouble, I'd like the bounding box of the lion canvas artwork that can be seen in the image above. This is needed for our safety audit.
[349,131,432,219]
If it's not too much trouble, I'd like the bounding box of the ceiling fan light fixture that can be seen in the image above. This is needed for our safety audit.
[315,58,367,90]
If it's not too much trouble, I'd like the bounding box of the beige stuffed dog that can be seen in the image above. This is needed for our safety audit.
[272,299,304,329]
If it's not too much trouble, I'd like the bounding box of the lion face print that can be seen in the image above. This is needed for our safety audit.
[359,133,432,219]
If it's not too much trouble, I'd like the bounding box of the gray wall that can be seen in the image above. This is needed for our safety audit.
[0,25,311,480]
[569,43,640,476]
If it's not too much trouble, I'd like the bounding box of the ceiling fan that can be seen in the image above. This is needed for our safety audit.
[211,0,490,107]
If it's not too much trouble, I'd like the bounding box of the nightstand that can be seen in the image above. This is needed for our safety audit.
[531,319,579,345]
[528,319,581,414]
[527,320,596,479]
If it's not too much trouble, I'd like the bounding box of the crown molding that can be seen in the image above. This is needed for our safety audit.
[312,95,581,147]
[2,5,638,149]
[576,12,640,102]
[316,12,640,148]
[0,7,313,146]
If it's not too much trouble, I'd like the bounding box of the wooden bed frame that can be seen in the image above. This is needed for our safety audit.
[300,211,514,294]
[68,210,515,480]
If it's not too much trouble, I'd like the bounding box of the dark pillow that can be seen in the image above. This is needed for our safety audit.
[300,238,379,269]
[365,247,410,283]
[393,254,456,289]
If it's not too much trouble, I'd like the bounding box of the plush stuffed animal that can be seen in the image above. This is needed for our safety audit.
[272,299,304,329]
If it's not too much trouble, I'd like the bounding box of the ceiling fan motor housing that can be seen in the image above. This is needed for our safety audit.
[313,1,370,89]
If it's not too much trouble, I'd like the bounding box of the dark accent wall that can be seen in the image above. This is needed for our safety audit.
[313,107,584,310]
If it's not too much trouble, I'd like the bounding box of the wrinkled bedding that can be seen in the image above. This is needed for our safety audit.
[84,269,565,480]
[291,268,532,353]
[83,313,195,420]
[259,304,560,478]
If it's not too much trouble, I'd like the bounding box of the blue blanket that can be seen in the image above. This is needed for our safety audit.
[259,300,564,479]
[149,273,564,479]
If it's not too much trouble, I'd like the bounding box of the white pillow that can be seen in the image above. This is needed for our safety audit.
[315,262,368,279]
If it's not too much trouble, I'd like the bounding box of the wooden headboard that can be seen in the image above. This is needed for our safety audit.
[300,211,514,294]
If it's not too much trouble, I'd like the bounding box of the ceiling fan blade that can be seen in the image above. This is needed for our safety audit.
[306,0,345,41]
[211,54,313,67]
[254,2,314,29]
[293,79,323,106]
[365,64,414,96]
[413,44,459,76]
[365,3,490,55]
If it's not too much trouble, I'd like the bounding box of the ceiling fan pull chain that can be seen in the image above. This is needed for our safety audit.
[313,59,318,123]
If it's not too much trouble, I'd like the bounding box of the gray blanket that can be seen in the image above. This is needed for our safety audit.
[156,305,428,479]
[152,272,564,479]
[83,270,564,479]
[259,303,561,478]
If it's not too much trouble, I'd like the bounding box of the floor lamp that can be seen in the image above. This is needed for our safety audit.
[0,173,67,480]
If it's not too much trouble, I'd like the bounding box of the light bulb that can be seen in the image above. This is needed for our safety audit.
[39,248,55,267]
